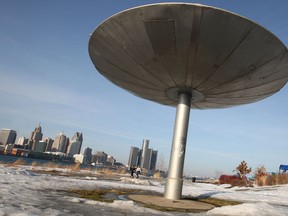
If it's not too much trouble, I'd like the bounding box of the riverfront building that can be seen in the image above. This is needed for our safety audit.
[128,139,158,171]
[0,129,17,146]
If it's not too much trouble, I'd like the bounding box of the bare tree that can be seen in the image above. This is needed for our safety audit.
[215,170,223,180]
[236,160,252,178]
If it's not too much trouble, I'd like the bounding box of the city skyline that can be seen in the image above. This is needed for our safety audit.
[0,124,126,165]
[1,0,288,176]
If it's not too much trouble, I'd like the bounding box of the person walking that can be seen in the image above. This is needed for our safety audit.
[130,165,136,178]
[136,165,141,179]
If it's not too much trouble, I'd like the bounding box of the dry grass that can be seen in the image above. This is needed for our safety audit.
[265,173,288,186]
[153,171,162,179]
[255,173,288,186]
[31,161,39,167]
[193,197,241,207]
[98,168,114,174]
[11,158,26,166]
[68,163,81,172]
[43,162,61,169]
[69,189,114,202]
[115,168,127,174]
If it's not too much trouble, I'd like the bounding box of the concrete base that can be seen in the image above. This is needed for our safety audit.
[128,195,214,212]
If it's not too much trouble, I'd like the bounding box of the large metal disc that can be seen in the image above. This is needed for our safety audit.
[89,3,288,109]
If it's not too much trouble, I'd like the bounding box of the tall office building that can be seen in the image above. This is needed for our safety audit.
[51,132,67,153]
[17,136,28,145]
[150,150,158,171]
[127,146,139,167]
[107,155,116,165]
[140,139,150,169]
[83,147,92,165]
[28,124,43,150]
[67,132,83,157]
[34,141,47,153]
[44,138,54,152]
[0,129,17,145]
[64,137,70,153]
[142,148,152,170]
[94,151,108,164]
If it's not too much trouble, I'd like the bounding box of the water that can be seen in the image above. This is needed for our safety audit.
[0,154,75,166]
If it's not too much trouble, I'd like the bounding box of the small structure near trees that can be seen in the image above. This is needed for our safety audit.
[279,165,288,173]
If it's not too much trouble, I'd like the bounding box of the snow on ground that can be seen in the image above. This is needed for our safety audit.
[1,164,288,216]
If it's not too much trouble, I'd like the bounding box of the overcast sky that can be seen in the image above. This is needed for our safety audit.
[1,0,288,176]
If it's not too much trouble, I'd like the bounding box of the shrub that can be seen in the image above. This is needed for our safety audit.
[236,161,252,178]
[219,174,250,186]
[230,178,249,187]
[254,165,267,186]
[153,171,162,179]
[115,168,126,174]
[266,173,288,185]
[255,173,288,186]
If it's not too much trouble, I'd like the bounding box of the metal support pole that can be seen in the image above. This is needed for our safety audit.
[164,92,191,200]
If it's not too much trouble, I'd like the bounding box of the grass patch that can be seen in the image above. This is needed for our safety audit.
[69,189,114,202]
[193,197,241,207]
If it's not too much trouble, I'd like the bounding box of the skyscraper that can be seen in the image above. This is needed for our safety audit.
[94,151,108,164]
[67,132,83,157]
[107,155,116,165]
[17,136,28,145]
[142,148,152,170]
[33,141,47,153]
[44,138,54,152]
[0,129,17,145]
[128,146,139,167]
[28,124,43,150]
[83,147,92,165]
[150,150,158,171]
[140,139,150,169]
[51,132,67,153]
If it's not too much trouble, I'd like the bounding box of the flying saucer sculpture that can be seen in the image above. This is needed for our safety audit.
[89,3,288,200]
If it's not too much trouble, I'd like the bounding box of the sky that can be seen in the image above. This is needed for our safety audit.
[1,164,288,215]
[0,0,288,177]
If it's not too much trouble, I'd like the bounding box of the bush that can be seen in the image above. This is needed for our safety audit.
[254,165,267,186]
[255,173,288,186]
[230,179,251,187]
[153,171,162,179]
[265,173,288,185]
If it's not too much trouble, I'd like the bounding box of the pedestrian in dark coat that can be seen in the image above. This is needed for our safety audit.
[130,165,136,178]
